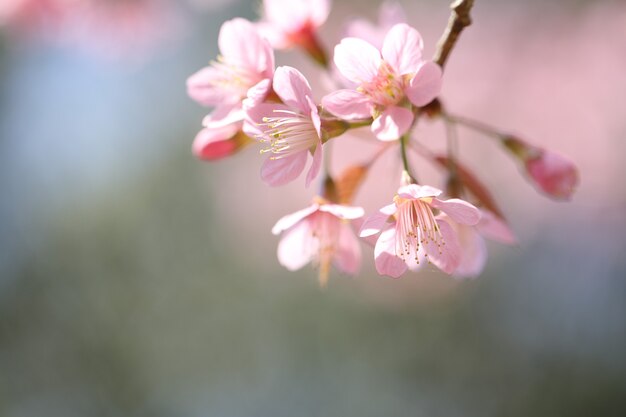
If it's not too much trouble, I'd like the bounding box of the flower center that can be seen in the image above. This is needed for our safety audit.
[394,197,445,262]
[259,109,318,159]
[358,61,405,107]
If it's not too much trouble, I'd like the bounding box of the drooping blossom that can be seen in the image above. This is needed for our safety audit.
[360,184,480,278]
[257,0,330,64]
[322,23,442,141]
[272,197,364,286]
[345,0,406,49]
[187,18,274,160]
[503,136,579,200]
[245,66,323,187]
[443,209,517,278]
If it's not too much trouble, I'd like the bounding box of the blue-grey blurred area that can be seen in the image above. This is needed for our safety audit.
[1,1,625,416]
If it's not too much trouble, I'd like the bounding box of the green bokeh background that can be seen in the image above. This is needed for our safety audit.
[1,1,625,416]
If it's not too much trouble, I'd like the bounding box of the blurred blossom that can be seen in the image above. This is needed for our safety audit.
[0,0,75,32]
[185,0,234,12]
[0,0,183,61]
[344,0,406,49]
[448,209,517,279]
[272,198,364,286]
[258,0,330,49]
[257,0,330,65]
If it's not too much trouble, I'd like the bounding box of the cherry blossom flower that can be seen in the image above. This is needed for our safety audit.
[443,209,517,278]
[187,17,274,108]
[245,66,323,187]
[360,184,480,278]
[322,23,442,141]
[272,198,364,286]
[257,0,330,64]
[345,1,406,49]
[187,18,274,161]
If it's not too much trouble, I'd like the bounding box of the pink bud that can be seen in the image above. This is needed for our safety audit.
[525,150,579,200]
[192,126,250,161]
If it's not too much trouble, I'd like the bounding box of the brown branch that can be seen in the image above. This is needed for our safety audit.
[433,0,475,69]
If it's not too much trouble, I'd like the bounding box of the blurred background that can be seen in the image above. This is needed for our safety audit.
[1,0,625,416]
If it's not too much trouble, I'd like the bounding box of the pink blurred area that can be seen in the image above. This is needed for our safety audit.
[0,0,185,60]
[202,0,626,302]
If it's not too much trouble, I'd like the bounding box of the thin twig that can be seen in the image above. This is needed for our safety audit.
[433,0,475,69]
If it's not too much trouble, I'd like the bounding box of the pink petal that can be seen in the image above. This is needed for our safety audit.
[261,151,307,186]
[244,79,272,108]
[263,0,309,32]
[406,246,427,271]
[319,204,365,220]
[186,67,233,106]
[219,18,272,75]
[397,184,443,200]
[322,89,372,120]
[277,220,314,270]
[352,218,378,247]
[305,140,323,188]
[374,224,407,278]
[272,204,319,235]
[333,223,362,275]
[273,66,314,113]
[334,38,382,84]
[192,124,241,161]
[371,105,414,141]
[381,23,423,75]
[256,21,289,49]
[430,198,480,226]
[452,222,487,278]
[359,203,397,237]
[423,218,461,274]
[202,105,245,129]
[406,61,443,107]
[311,0,331,27]
[476,210,517,245]
[306,96,322,139]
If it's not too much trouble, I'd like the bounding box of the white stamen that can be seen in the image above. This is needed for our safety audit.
[258,109,318,159]
[394,198,445,262]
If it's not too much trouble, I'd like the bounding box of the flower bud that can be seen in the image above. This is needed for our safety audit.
[502,136,578,200]
[525,150,579,200]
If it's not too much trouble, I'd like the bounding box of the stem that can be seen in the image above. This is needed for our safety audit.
[444,118,463,197]
[347,119,374,129]
[399,133,416,183]
[445,114,507,140]
[433,0,475,69]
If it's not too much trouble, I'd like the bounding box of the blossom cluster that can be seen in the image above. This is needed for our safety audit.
[186,0,579,285]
